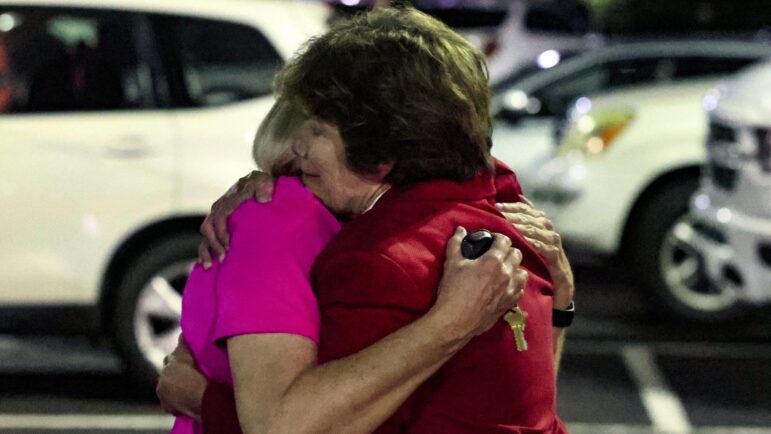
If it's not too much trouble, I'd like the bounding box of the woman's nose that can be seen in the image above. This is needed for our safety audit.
[292,137,308,159]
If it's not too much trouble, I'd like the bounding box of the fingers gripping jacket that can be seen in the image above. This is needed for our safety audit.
[461,229,493,259]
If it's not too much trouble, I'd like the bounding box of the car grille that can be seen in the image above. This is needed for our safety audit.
[707,122,740,191]
[759,243,771,268]
[710,162,738,191]
[708,122,736,143]
[755,128,771,173]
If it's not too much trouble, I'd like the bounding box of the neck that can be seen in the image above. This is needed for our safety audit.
[349,183,391,216]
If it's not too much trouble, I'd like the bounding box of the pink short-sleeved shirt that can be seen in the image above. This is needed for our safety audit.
[170,177,341,434]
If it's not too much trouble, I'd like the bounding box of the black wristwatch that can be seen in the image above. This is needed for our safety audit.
[552,301,575,327]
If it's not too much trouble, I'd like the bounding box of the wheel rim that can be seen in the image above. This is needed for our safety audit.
[133,260,194,372]
[659,215,739,314]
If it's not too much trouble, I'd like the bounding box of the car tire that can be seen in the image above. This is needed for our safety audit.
[628,177,746,323]
[113,232,199,389]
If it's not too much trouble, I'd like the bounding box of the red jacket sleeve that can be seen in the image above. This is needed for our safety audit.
[201,382,242,434]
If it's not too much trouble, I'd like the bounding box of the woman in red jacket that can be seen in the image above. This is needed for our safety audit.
[159,7,574,434]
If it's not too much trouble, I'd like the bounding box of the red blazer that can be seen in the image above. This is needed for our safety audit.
[201,162,567,434]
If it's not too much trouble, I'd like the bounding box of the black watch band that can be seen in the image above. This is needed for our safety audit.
[552,301,575,327]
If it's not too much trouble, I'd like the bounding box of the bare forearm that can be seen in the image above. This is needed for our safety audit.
[552,327,566,375]
[265,311,467,434]
[552,279,572,375]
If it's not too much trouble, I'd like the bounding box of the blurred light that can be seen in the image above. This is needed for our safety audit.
[703,93,719,112]
[536,50,561,69]
[716,207,732,223]
[674,219,694,240]
[567,162,587,181]
[0,13,17,32]
[504,90,528,110]
[82,214,102,237]
[341,0,360,5]
[525,98,541,114]
[586,137,604,154]
[694,193,711,211]
[575,97,592,114]
[577,116,595,133]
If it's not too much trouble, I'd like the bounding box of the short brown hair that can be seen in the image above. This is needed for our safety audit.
[274,7,492,187]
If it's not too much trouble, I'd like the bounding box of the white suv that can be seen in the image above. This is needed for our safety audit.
[491,40,769,190]
[0,0,327,387]
[688,61,771,318]
[525,52,768,322]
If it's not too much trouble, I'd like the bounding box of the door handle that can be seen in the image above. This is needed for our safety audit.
[105,136,153,158]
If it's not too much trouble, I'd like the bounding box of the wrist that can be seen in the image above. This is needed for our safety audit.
[552,300,575,328]
[422,307,472,355]
[554,297,573,311]
[553,285,574,310]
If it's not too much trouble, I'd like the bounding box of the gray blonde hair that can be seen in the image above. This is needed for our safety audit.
[252,98,307,177]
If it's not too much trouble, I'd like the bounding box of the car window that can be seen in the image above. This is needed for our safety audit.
[606,57,664,87]
[673,56,756,79]
[0,7,148,114]
[532,65,607,116]
[524,3,590,35]
[529,56,664,116]
[157,15,282,107]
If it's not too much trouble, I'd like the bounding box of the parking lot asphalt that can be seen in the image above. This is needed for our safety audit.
[1,265,770,434]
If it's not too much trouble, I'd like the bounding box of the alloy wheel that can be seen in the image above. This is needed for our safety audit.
[133,260,194,372]
[659,215,739,314]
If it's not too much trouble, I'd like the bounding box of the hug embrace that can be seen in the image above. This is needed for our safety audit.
[157,6,575,434]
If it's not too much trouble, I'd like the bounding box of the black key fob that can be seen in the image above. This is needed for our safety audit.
[461,229,493,259]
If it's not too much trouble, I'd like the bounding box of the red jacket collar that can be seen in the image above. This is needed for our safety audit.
[377,159,522,206]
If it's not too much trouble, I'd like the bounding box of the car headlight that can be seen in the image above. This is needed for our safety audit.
[556,106,635,156]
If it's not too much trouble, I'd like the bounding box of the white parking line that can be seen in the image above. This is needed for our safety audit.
[1,416,769,434]
[567,423,771,434]
[0,414,173,430]
[621,344,692,434]
[565,339,771,359]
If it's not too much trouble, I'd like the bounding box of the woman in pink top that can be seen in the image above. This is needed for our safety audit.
[164,98,530,434]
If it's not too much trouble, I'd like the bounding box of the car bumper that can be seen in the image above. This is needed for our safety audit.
[689,188,771,304]
[527,153,630,255]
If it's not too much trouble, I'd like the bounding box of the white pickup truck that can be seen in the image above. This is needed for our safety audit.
[688,60,771,320]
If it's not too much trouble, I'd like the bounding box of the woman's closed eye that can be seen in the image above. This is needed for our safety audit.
[309,124,324,137]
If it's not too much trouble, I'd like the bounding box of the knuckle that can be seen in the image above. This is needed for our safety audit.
[494,255,507,269]
[513,248,523,264]
[480,254,497,267]
[497,234,512,246]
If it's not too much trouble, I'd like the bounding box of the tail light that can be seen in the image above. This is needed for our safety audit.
[483,37,499,58]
